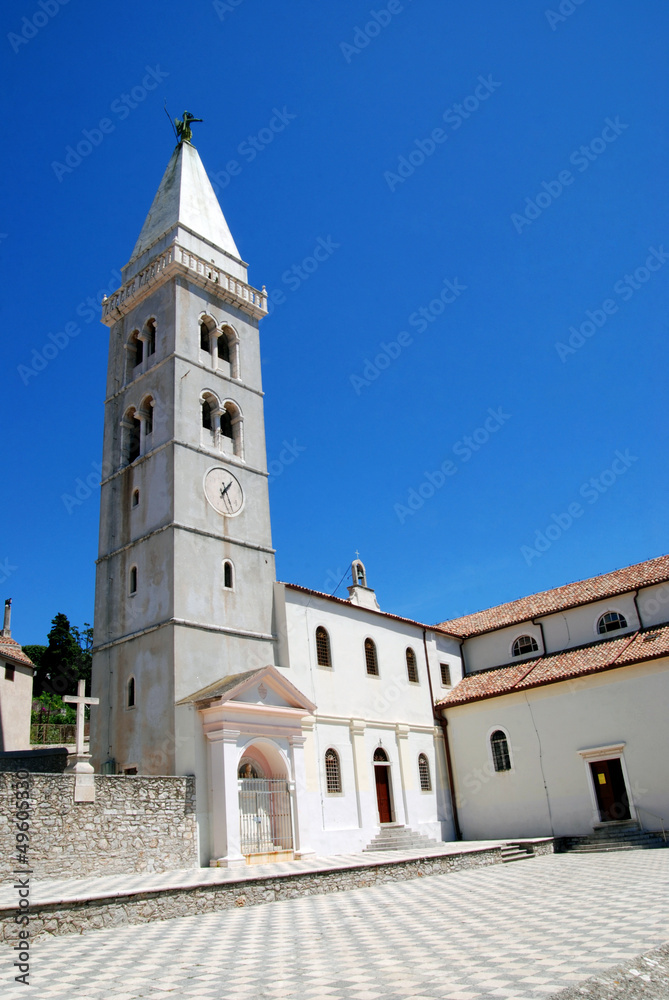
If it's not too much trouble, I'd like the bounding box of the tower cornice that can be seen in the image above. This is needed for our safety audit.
[101,240,267,326]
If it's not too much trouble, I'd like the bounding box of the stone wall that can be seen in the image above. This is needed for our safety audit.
[0,773,198,880]
[0,748,69,774]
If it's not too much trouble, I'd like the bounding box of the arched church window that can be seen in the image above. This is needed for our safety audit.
[127,677,135,709]
[129,566,138,596]
[223,560,234,589]
[373,747,388,762]
[490,730,511,772]
[131,489,140,508]
[140,395,154,436]
[217,331,230,364]
[597,611,628,635]
[512,634,539,657]
[324,749,342,793]
[220,408,233,439]
[406,647,418,683]
[315,626,332,667]
[202,398,213,430]
[145,318,156,357]
[123,408,141,464]
[200,318,214,353]
[129,329,143,370]
[220,401,243,458]
[418,753,431,791]
[364,638,378,675]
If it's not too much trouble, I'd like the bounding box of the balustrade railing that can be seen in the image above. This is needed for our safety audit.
[102,243,267,321]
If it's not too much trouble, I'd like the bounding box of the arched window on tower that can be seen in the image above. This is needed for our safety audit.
[325,748,342,794]
[223,560,234,589]
[127,676,136,709]
[220,402,242,458]
[217,330,230,364]
[127,330,143,379]
[490,730,511,772]
[364,638,378,676]
[129,566,138,596]
[122,408,142,464]
[145,318,156,357]
[200,317,214,354]
[315,626,332,668]
[418,753,432,791]
[202,397,214,430]
[406,647,419,683]
[139,395,154,438]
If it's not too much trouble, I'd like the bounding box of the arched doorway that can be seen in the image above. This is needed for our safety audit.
[238,742,293,857]
[373,747,394,824]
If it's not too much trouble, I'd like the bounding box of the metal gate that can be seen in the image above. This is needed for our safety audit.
[239,778,293,855]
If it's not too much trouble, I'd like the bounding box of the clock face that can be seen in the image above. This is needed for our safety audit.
[204,467,244,517]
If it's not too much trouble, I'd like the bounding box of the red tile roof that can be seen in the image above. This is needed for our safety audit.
[438,555,669,637]
[0,637,36,670]
[438,623,669,708]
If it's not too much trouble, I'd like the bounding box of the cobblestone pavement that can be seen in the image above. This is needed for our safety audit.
[1,851,668,1000]
[551,942,669,999]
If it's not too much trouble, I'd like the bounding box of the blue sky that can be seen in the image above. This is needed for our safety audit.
[2,0,668,644]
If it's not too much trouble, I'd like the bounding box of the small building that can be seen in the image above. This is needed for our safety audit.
[437,556,669,841]
[0,600,35,751]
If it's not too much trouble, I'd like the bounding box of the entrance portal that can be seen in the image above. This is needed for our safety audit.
[590,758,631,822]
[238,748,293,856]
[373,747,394,824]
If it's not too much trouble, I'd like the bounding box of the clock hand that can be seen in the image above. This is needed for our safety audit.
[220,481,232,498]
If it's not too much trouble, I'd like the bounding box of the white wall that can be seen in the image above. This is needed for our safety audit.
[446,657,669,839]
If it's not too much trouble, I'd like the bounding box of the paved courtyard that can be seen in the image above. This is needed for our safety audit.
[2,850,668,1000]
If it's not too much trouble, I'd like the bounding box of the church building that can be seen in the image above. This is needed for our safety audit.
[90,130,669,866]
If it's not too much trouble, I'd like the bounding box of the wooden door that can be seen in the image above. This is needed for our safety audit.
[590,758,631,822]
[375,765,393,824]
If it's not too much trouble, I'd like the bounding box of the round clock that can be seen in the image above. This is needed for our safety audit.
[204,467,244,516]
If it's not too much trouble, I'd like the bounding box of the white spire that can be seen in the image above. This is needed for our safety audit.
[129,141,241,264]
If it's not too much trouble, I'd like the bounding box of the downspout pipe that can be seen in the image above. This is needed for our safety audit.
[423,628,462,841]
[531,617,547,653]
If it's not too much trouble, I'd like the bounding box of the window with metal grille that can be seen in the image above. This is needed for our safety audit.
[315,626,331,667]
[373,747,388,762]
[490,730,511,772]
[597,611,628,634]
[440,663,451,687]
[325,748,341,793]
[364,638,378,675]
[418,753,431,791]
[406,647,418,683]
[512,634,539,657]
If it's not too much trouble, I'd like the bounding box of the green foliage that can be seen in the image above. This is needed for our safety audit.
[32,613,93,698]
[22,644,46,670]
[31,692,76,725]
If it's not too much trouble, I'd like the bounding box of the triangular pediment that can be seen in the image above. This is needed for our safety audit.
[177,665,316,714]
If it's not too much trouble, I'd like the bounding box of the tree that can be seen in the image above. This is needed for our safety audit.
[34,613,93,697]
[22,644,46,674]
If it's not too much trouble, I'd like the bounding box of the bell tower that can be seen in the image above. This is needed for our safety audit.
[90,130,275,776]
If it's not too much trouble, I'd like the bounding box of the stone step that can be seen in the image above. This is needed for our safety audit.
[363,825,440,853]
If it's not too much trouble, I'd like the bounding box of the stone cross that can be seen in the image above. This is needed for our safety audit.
[64,680,99,759]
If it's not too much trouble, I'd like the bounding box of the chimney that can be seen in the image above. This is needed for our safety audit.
[3,598,11,638]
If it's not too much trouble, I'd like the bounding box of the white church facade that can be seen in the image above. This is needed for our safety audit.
[90,133,669,866]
